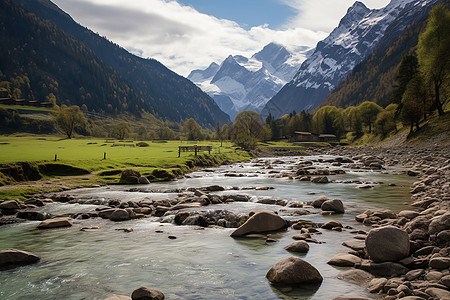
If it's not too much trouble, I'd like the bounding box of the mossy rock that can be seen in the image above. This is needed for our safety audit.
[119,169,141,184]
[38,163,89,176]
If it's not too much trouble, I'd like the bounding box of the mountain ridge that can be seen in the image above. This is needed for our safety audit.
[261,0,421,119]
[188,42,309,119]
[4,0,230,127]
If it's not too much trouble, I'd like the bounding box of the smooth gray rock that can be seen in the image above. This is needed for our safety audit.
[365,226,410,262]
[231,211,286,237]
[321,199,344,213]
[328,253,362,267]
[109,209,130,222]
[284,241,310,253]
[311,195,329,208]
[429,212,450,235]
[266,256,323,285]
[338,269,374,285]
[0,249,40,267]
[429,257,450,270]
[37,217,72,229]
[131,286,164,300]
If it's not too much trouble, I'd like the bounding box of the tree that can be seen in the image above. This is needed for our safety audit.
[401,74,427,134]
[357,101,383,133]
[374,110,396,136]
[342,106,362,134]
[392,55,419,106]
[221,124,230,140]
[55,105,87,139]
[312,106,343,136]
[182,118,203,141]
[112,122,132,140]
[12,88,21,99]
[215,121,224,147]
[231,111,263,150]
[46,93,57,108]
[158,126,176,140]
[417,4,450,116]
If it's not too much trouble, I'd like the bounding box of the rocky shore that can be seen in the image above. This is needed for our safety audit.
[312,144,450,299]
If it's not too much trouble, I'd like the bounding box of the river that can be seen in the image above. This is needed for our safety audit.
[0,155,414,299]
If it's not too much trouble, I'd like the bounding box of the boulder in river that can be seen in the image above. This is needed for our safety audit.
[230,210,286,237]
[328,253,362,267]
[16,211,50,221]
[0,200,24,215]
[311,195,329,208]
[104,295,131,300]
[365,226,410,262]
[131,286,164,300]
[321,199,345,214]
[0,249,40,268]
[311,176,329,183]
[337,269,374,285]
[266,256,323,285]
[109,209,130,222]
[284,241,310,253]
[37,217,72,229]
[321,220,343,230]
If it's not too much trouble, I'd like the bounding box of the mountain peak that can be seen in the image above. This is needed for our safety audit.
[338,1,370,28]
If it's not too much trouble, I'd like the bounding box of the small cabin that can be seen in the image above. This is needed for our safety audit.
[318,134,338,142]
[288,132,319,142]
[288,132,339,143]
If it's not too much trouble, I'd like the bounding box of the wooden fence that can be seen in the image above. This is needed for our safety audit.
[178,145,212,157]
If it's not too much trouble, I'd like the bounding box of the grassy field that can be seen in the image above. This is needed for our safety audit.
[0,135,245,165]
[0,135,254,199]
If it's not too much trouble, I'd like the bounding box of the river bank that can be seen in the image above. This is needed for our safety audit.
[309,141,450,299]
[0,141,449,299]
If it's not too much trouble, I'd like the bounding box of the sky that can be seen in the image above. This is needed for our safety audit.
[51,0,391,76]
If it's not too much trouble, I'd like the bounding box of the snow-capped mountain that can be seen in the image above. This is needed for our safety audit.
[262,0,419,119]
[188,43,311,119]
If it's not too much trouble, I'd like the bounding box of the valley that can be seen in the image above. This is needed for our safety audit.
[0,0,449,299]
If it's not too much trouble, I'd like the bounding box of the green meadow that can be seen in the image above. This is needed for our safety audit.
[0,135,247,166]
[0,135,255,200]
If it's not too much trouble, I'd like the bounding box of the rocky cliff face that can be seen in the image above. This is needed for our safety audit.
[262,0,419,119]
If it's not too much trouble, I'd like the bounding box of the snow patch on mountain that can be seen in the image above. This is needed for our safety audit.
[188,43,312,119]
[262,0,417,119]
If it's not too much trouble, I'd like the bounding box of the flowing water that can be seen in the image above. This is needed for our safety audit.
[0,155,414,299]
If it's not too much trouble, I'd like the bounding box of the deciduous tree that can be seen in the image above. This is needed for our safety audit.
[357,101,383,133]
[112,122,132,140]
[182,118,203,141]
[55,105,87,139]
[417,4,450,116]
[232,111,263,150]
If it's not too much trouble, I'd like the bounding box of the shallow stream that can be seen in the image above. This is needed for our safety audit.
[0,155,414,299]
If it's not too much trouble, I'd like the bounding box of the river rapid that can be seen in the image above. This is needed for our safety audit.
[0,155,415,299]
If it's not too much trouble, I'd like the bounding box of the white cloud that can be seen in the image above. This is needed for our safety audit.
[279,0,391,32]
[51,0,390,76]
